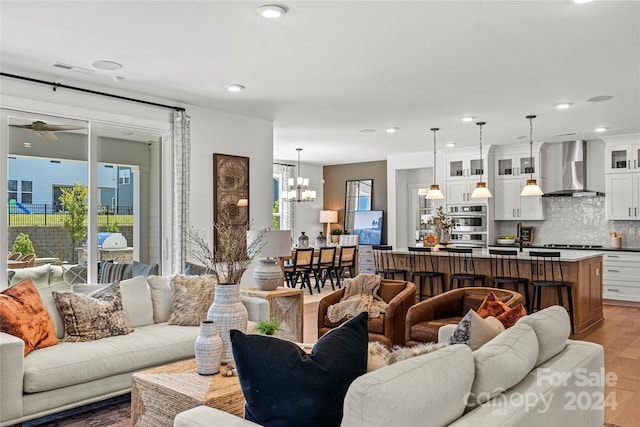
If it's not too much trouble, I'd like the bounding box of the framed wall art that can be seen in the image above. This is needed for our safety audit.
[213,153,249,251]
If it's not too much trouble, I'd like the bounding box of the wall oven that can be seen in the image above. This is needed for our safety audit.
[447,205,487,248]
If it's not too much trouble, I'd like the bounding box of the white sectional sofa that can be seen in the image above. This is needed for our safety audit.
[0,271,268,427]
[175,306,605,427]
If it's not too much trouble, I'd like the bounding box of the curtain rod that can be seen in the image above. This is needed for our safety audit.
[274,162,295,167]
[1,72,186,112]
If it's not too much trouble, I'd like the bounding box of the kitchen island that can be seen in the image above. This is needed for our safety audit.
[387,248,603,335]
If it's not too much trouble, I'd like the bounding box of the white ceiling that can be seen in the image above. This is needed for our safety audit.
[1,1,639,165]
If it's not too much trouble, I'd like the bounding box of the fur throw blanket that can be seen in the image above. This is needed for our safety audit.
[367,341,450,372]
[327,274,388,322]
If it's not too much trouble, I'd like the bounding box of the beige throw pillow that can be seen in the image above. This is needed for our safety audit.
[167,275,217,326]
[448,309,505,351]
[147,275,173,323]
[52,282,132,342]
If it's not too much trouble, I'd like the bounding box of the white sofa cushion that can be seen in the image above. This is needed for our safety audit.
[118,276,154,327]
[22,323,198,393]
[517,305,570,367]
[37,282,72,339]
[147,275,172,323]
[342,344,474,427]
[469,322,538,406]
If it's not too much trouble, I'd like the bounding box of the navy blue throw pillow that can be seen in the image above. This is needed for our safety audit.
[231,311,369,427]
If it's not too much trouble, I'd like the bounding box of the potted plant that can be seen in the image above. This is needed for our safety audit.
[255,318,280,336]
[330,227,343,244]
[12,233,36,256]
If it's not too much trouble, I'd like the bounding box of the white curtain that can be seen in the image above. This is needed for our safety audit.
[274,163,295,232]
[172,110,191,273]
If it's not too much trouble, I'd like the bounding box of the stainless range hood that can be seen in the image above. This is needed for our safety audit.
[542,140,604,197]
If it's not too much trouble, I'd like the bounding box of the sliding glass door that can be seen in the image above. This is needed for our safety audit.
[2,109,164,286]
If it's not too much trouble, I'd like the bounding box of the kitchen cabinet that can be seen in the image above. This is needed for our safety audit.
[445,148,492,204]
[494,151,541,180]
[494,179,545,220]
[602,252,640,302]
[605,174,640,219]
[446,154,485,181]
[446,180,477,204]
[604,143,640,174]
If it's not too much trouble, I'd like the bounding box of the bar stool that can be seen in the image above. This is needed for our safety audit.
[408,247,445,300]
[284,248,315,294]
[447,248,485,290]
[372,245,408,280]
[489,249,530,310]
[529,251,575,334]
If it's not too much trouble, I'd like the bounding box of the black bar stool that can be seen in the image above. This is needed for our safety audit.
[529,251,575,335]
[372,245,407,280]
[447,248,485,290]
[489,249,530,310]
[408,247,445,300]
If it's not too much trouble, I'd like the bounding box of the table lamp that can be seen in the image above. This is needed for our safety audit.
[319,210,338,241]
[251,230,292,291]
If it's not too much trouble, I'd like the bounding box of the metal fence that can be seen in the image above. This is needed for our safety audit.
[8,203,134,227]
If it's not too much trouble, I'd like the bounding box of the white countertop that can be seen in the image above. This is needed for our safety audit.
[393,248,604,262]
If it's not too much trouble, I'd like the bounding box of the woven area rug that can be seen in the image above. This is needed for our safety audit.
[23,395,131,427]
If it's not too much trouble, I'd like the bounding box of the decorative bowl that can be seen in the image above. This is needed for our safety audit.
[496,238,516,245]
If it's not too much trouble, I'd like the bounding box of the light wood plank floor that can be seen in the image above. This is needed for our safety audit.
[303,301,638,426]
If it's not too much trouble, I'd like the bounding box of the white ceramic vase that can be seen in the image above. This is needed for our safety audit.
[207,283,248,363]
[194,320,223,375]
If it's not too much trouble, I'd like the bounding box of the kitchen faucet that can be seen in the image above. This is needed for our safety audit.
[517,222,523,253]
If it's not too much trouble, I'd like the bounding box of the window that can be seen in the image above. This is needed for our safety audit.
[273,176,281,229]
[119,168,131,185]
[8,179,17,202]
[21,180,32,204]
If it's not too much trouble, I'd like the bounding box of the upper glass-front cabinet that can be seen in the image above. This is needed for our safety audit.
[447,156,484,180]
[605,144,640,174]
[495,154,537,180]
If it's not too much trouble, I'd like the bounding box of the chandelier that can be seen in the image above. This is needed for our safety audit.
[284,148,316,202]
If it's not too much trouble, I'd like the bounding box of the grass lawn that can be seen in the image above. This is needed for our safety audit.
[8,214,133,227]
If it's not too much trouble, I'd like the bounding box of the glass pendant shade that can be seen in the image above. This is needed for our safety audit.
[521,115,544,196]
[425,184,444,199]
[471,121,492,198]
[521,179,544,196]
[471,181,492,198]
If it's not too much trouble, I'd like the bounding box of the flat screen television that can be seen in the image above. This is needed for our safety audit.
[353,210,383,245]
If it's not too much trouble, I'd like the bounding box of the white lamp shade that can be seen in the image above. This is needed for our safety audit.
[521,180,544,196]
[248,230,292,258]
[319,210,338,224]
[471,182,493,198]
[425,184,444,200]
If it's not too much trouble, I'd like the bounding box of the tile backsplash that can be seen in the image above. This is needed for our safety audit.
[495,196,640,248]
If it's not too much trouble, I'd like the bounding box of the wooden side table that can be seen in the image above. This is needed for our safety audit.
[131,359,244,427]
[240,287,304,342]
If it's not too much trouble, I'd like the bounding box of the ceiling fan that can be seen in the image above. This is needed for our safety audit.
[9,120,85,141]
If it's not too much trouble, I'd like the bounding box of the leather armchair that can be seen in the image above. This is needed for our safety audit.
[405,287,524,346]
[318,279,416,348]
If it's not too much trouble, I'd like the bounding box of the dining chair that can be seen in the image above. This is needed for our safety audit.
[372,245,407,281]
[529,251,575,334]
[447,248,485,290]
[489,249,529,310]
[312,246,338,291]
[407,247,445,300]
[284,248,315,294]
[334,245,357,287]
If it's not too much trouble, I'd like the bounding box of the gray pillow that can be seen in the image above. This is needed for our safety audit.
[128,260,159,278]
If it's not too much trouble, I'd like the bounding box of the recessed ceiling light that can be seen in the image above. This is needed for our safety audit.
[555,103,572,109]
[122,131,134,136]
[23,142,31,148]
[257,5,288,18]
[595,127,609,132]
[113,76,125,82]
[446,143,456,147]
[91,60,123,71]
[573,0,592,4]
[385,127,399,134]
[588,95,613,102]
[359,129,376,133]
[225,84,245,92]
[461,116,475,122]
[512,135,527,140]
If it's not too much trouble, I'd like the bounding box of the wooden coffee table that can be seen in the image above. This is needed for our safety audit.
[131,359,244,426]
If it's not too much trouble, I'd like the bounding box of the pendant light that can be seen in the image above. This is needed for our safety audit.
[471,121,492,198]
[520,115,544,196]
[425,127,444,199]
